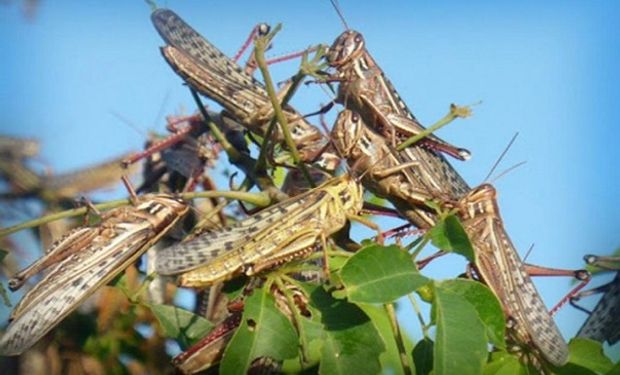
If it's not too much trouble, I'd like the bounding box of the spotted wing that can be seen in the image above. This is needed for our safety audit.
[577,272,620,345]
[156,189,328,275]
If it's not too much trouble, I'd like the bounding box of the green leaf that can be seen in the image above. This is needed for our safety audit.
[310,286,385,375]
[566,338,613,373]
[366,192,388,210]
[606,361,620,375]
[281,295,325,373]
[555,363,598,375]
[340,244,429,304]
[424,200,442,212]
[359,304,414,375]
[328,252,350,283]
[438,279,506,348]
[220,286,298,374]
[149,304,213,348]
[433,282,487,375]
[273,165,287,187]
[412,338,434,375]
[428,214,475,262]
[484,351,529,375]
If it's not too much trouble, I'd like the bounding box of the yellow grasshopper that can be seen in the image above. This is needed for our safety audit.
[156,174,369,287]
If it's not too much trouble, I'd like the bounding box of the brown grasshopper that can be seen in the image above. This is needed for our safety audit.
[0,135,42,195]
[0,135,39,161]
[456,184,574,369]
[331,109,470,230]
[0,152,140,201]
[325,30,471,161]
[330,109,584,369]
[41,153,141,199]
[0,193,189,355]
[172,279,309,374]
[151,8,339,172]
[174,310,242,374]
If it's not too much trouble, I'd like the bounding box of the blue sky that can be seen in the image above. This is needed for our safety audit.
[1,0,619,360]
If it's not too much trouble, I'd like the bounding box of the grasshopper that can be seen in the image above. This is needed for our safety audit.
[174,310,243,374]
[0,135,41,195]
[151,8,339,171]
[0,152,140,201]
[574,255,620,345]
[331,109,470,229]
[156,174,366,287]
[325,30,471,161]
[0,135,39,160]
[41,153,140,199]
[173,279,310,374]
[0,158,42,196]
[0,194,189,355]
[331,110,579,368]
[457,184,570,368]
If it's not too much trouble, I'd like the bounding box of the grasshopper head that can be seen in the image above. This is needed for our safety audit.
[331,110,364,158]
[458,184,498,220]
[326,30,366,67]
[135,194,189,231]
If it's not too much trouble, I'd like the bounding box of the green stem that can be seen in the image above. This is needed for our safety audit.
[190,89,280,194]
[145,0,157,12]
[182,190,271,206]
[409,236,430,258]
[0,190,271,239]
[408,293,429,337]
[384,303,413,375]
[276,263,322,276]
[249,45,325,191]
[326,248,355,258]
[252,116,279,182]
[0,198,128,238]
[190,89,241,161]
[397,104,471,151]
[254,28,314,187]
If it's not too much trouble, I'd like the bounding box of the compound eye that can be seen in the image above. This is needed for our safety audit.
[351,113,360,122]
[354,35,363,44]
[583,254,597,264]
[257,23,270,36]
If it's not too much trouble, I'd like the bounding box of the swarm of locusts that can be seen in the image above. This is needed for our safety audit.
[0,4,617,375]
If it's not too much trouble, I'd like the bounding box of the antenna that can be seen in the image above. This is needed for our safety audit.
[483,132,518,182]
[329,0,350,30]
[489,161,527,184]
[109,110,148,139]
[523,243,535,263]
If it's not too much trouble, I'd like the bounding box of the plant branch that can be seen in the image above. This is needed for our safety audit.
[385,303,413,375]
[0,190,271,239]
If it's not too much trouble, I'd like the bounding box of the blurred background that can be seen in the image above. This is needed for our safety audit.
[1,0,619,361]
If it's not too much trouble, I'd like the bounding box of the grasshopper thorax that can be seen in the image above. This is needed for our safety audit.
[321,174,364,215]
[326,30,366,67]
